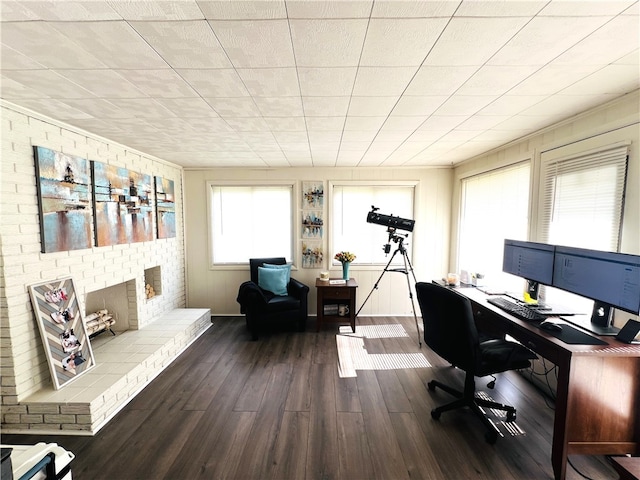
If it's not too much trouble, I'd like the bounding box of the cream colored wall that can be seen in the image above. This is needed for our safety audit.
[451,90,640,328]
[184,167,453,316]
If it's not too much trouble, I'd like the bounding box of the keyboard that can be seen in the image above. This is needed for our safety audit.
[487,297,546,322]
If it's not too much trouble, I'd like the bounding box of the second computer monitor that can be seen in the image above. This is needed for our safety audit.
[503,239,555,286]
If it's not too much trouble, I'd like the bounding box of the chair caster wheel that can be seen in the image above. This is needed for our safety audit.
[507,411,516,422]
[427,381,436,391]
[485,430,498,444]
[430,409,441,420]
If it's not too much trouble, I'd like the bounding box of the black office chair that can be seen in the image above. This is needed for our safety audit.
[236,257,309,340]
[415,282,537,443]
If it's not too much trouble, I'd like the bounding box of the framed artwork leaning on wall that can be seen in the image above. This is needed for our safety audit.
[29,277,95,389]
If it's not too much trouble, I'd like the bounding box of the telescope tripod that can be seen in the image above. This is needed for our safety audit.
[355,236,422,347]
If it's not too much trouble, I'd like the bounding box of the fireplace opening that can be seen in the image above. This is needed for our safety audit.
[85,278,137,338]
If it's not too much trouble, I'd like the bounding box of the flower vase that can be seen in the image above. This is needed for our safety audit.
[342,261,350,280]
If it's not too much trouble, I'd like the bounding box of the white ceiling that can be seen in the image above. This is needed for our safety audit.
[1,0,638,169]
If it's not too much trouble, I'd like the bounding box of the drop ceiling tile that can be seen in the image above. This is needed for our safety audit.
[560,64,640,95]
[263,117,307,131]
[153,98,221,118]
[360,18,447,66]
[309,131,342,144]
[343,116,387,131]
[0,45,48,70]
[493,113,565,130]
[59,98,128,119]
[237,68,300,96]
[457,65,540,96]
[107,0,204,20]
[271,131,306,144]
[424,17,530,66]
[508,65,602,96]
[131,21,231,68]
[433,96,496,116]
[204,97,261,117]
[253,96,303,117]
[371,1,457,18]
[453,115,513,129]
[280,143,311,153]
[341,130,377,142]
[297,67,357,96]
[392,96,447,116]
[335,150,365,166]
[224,117,271,132]
[50,21,168,69]
[339,141,372,152]
[455,0,547,16]
[114,70,199,98]
[488,16,614,66]
[5,0,121,21]
[478,95,548,116]
[382,116,428,131]
[521,94,621,118]
[538,1,636,16]
[552,15,640,66]
[15,98,93,120]
[1,22,107,68]
[405,66,479,96]
[290,19,368,67]
[352,67,418,96]
[178,69,249,97]
[306,117,346,131]
[615,49,640,65]
[54,69,147,98]
[347,96,398,116]
[0,75,50,99]
[414,115,465,133]
[2,69,96,98]
[198,0,286,20]
[287,1,372,18]
[303,97,350,116]
[209,19,294,67]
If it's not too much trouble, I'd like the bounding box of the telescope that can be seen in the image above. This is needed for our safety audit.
[366,206,415,232]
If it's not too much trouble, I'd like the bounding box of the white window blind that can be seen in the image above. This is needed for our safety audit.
[332,184,415,265]
[538,143,629,307]
[539,144,629,250]
[458,162,530,290]
[209,184,293,264]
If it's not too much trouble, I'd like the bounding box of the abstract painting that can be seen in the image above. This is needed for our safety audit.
[92,161,153,246]
[302,210,323,239]
[302,240,323,268]
[33,146,92,253]
[155,176,176,239]
[302,181,323,209]
[29,277,95,390]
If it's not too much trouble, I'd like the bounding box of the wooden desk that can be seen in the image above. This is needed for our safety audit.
[316,278,358,332]
[457,287,640,480]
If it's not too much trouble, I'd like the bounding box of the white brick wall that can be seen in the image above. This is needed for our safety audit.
[0,103,187,418]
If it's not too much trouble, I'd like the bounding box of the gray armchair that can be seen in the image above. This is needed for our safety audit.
[236,257,309,340]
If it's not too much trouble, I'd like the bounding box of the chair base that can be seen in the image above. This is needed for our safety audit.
[427,377,516,444]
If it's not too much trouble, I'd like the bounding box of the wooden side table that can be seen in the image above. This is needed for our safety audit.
[316,278,358,332]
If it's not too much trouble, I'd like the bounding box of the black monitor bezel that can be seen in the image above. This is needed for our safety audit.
[552,245,640,315]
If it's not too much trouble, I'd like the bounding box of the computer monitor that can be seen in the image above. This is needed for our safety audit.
[502,239,555,302]
[553,246,640,328]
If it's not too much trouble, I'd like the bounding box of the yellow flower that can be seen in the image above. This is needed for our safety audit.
[334,251,356,263]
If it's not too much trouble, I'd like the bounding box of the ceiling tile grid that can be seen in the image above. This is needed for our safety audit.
[1,0,638,168]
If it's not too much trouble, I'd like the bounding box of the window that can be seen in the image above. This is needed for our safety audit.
[209,183,293,265]
[331,183,415,266]
[458,162,531,290]
[538,142,629,308]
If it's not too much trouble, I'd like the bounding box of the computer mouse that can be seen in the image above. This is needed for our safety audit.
[540,320,563,332]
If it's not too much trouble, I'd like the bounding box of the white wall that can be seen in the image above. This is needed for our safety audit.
[0,103,187,408]
[184,167,453,316]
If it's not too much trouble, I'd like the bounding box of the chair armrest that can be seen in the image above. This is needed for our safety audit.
[287,278,310,298]
[237,281,271,311]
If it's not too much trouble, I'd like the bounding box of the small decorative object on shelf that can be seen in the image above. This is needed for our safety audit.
[145,283,155,299]
[334,251,356,280]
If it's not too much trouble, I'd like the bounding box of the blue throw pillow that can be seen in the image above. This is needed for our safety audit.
[258,266,288,296]
[262,263,291,284]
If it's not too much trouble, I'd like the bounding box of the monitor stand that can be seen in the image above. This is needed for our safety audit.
[589,301,620,336]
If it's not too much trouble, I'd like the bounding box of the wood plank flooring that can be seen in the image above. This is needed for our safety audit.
[3,316,619,479]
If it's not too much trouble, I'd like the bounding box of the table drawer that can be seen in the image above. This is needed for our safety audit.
[322,287,351,299]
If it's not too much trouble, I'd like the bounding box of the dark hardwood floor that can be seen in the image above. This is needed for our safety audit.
[3,316,619,479]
